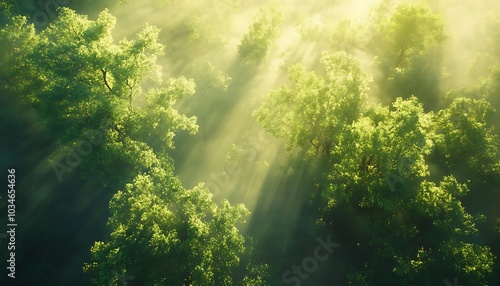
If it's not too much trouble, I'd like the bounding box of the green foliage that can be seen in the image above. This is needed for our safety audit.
[190,60,232,94]
[237,2,284,64]
[140,77,198,152]
[295,17,324,41]
[448,66,500,129]
[14,8,164,136]
[0,15,37,88]
[241,263,272,286]
[369,3,444,72]
[3,2,500,285]
[433,97,500,179]
[0,0,13,20]
[1,9,261,285]
[330,19,367,53]
[167,14,229,60]
[316,97,494,284]
[186,15,228,49]
[256,44,496,283]
[152,0,240,64]
[483,12,500,62]
[1,9,197,187]
[255,51,369,156]
[368,3,445,107]
[324,97,432,211]
[84,173,250,285]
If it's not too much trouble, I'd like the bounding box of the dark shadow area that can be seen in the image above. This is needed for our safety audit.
[0,89,112,286]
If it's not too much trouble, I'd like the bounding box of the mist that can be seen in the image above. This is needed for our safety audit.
[2,0,500,285]
[104,0,500,224]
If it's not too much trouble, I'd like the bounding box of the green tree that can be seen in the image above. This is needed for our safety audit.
[254,51,369,156]
[330,19,367,53]
[241,263,274,286]
[431,97,500,284]
[0,9,264,285]
[433,97,500,180]
[447,67,500,135]
[369,4,444,72]
[1,9,197,187]
[256,50,496,283]
[0,15,38,88]
[84,173,250,285]
[368,3,445,107]
[237,2,284,64]
[189,60,232,95]
[319,98,494,285]
[295,16,324,42]
[0,0,13,21]
[138,77,199,154]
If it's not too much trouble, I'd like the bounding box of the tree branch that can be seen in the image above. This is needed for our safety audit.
[310,138,319,153]
[126,78,134,105]
[394,43,409,69]
[100,68,112,92]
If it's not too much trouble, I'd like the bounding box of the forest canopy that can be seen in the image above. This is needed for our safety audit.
[1,0,500,285]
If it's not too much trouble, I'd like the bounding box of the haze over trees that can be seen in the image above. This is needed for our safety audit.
[1,6,261,286]
[238,2,284,64]
[1,0,500,285]
[255,51,369,156]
